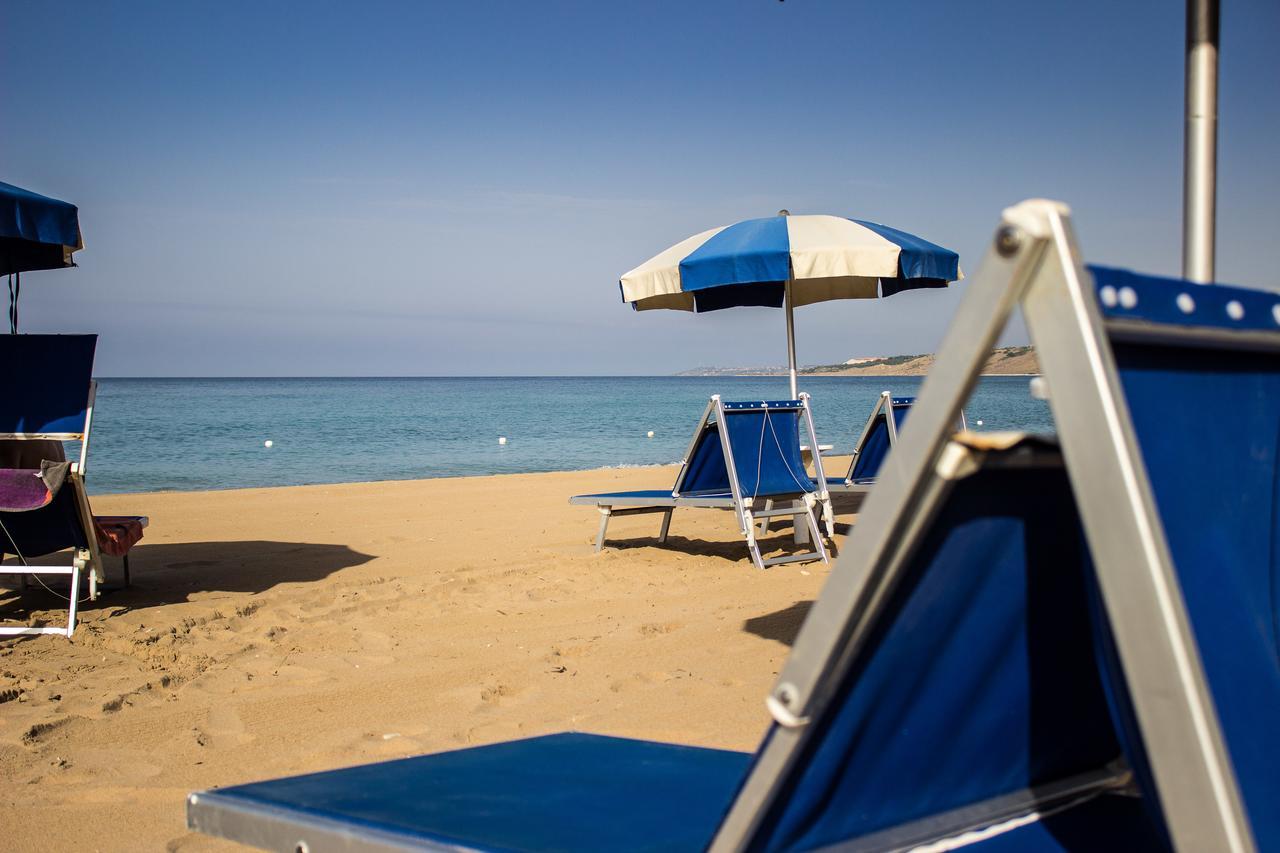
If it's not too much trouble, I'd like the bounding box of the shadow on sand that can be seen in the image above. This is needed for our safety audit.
[0,539,376,618]
[743,599,815,647]
[604,531,837,566]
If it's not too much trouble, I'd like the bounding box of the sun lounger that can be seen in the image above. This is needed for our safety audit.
[0,334,146,637]
[820,391,969,494]
[821,390,913,493]
[569,394,833,569]
[188,200,1276,850]
[757,393,909,536]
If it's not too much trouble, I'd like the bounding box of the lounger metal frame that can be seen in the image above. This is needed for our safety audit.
[0,381,105,638]
[713,200,1256,852]
[571,393,833,570]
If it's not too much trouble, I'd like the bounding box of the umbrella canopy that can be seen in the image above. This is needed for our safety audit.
[1,181,83,276]
[2,181,83,332]
[619,213,961,396]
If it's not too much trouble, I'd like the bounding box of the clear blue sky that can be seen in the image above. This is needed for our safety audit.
[5,1,1278,376]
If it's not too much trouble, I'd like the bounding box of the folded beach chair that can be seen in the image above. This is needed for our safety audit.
[0,334,147,638]
[569,394,833,569]
[188,200,1276,851]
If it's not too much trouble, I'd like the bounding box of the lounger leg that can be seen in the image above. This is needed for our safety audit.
[759,499,773,534]
[659,510,673,543]
[122,554,131,588]
[805,505,829,564]
[66,560,82,638]
[792,501,811,545]
[85,551,97,601]
[594,508,612,552]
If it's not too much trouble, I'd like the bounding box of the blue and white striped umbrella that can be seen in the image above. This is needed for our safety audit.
[619,212,961,396]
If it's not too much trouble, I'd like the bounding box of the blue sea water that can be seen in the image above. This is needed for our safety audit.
[81,376,1052,495]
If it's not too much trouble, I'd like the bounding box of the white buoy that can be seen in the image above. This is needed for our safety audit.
[647,430,654,438]
[975,420,984,427]
[264,440,273,448]
[498,436,507,445]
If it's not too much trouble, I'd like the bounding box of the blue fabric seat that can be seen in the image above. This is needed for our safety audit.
[1089,265,1280,851]
[569,396,832,569]
[192,733,751,853]
[743,448,1167,851]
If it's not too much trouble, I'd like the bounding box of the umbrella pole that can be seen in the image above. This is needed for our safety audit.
[785,277,798,399]
[1183,0,1218,282]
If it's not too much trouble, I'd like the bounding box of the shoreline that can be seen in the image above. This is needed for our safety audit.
[717,371,1042,378]
[88,459,687,499]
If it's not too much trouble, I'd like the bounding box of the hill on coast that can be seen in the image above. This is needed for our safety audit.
[677,346,1039,377]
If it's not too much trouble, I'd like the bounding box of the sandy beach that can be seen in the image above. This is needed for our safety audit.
[0,462,860,852]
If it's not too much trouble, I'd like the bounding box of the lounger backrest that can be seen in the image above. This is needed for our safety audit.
[719,401,815,500]
[0,334,97,438]
[1090,265,1280,850]
[679,421,732,496]
[676,401,817,501]
[739,448,1146,850]
[849,397,912,481]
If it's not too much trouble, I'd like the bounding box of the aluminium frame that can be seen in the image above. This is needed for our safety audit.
[711,199,1254,852]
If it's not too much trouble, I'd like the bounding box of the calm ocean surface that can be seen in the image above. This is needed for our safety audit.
[81,376,1052,495]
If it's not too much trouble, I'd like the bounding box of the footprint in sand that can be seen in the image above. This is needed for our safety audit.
[638,622,683,637]
[194,704,254,749]
[22,717,77,745]
[453,719,527,745]
[609,671,675,693]
[477,683,525,709]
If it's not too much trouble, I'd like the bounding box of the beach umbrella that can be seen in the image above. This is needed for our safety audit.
[1,181,84,333]
[619,211,960,398]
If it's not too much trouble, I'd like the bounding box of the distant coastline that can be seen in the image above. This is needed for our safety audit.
[676,346,1040,377]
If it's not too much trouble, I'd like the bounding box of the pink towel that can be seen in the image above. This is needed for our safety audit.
[93,516,145,557]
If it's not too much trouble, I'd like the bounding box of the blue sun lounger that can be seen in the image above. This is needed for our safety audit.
[188,200,1277,851]
[0,334,145,638]
[820,391,969,494]
[568,394,833,570]
[758,392,912,536]
[825,391,914,491]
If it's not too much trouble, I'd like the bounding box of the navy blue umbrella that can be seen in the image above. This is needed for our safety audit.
[2,181,83,332]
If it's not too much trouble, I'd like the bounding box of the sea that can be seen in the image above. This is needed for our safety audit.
[79,376,1053,495]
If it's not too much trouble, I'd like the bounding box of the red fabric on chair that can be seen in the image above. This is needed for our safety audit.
[93,516,145,557]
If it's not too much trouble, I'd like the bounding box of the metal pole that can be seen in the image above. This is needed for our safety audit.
[778,209,798,399]
[1183,0,1219,283]
[784,278,798,399]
